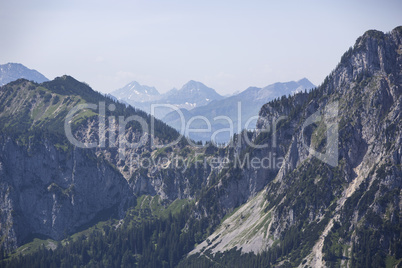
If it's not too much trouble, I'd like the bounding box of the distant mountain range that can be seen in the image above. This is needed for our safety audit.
[0,27,401,268]
[111,81,160,103]
[0,62,314,144]
[162,80,224,109]
[0,63,48,86]
[111,78,315,143]
[162,78,315,143]
[111,80,224,118]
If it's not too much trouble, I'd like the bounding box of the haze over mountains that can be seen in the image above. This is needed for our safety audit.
[162,78,315,143]
[111,80,225,118]
[0,62,314,144]
[0,63,48,86]
[111,81,161,104]
[0,27,401,268]
[111,78,315,143]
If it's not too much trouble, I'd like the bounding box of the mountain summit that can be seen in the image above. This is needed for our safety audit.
[163,80,223,109]
[188,26,402,267]
[178,80,221,96]
[0,63,48,86]
[110,80,223,116]
[111,81,160,103]
[0,26,401,268]
[162,78,316,143]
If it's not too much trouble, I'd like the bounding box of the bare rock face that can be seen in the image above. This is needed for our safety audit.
[0,27,401,266]
[0,136,133,251]
[192,27,401,266]
[0,76,210,253]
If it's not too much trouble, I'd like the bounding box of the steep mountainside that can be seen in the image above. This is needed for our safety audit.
[0,63,48,86]
[0,76,202,252]
[0,27,401,268]
[188,27,402,267]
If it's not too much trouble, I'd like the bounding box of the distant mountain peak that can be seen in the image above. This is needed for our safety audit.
[109,79,227,115]
[178,80,222,96]
[295,78,315,91]
[186,80,198,85]
[181,80,209,91]
[172,80,223,103]
[0,62,48,86]
[297,77,310,84]
[123,81,159,95]
[146,81,224,112]
[111,81,160,104]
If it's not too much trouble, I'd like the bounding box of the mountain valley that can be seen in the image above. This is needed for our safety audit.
[0,26,401,268]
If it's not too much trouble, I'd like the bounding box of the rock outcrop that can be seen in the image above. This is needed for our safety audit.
[0,27,401,267]
[191,27,401,267]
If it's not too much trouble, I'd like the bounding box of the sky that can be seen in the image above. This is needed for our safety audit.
[0,0,401,95]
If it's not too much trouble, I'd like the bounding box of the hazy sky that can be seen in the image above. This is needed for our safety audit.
[1,0,401,95]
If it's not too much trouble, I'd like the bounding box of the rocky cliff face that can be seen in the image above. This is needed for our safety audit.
[0,27,401,267]
[0,77,207,253]
[0,136,134,252]
[191,27,401,267]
